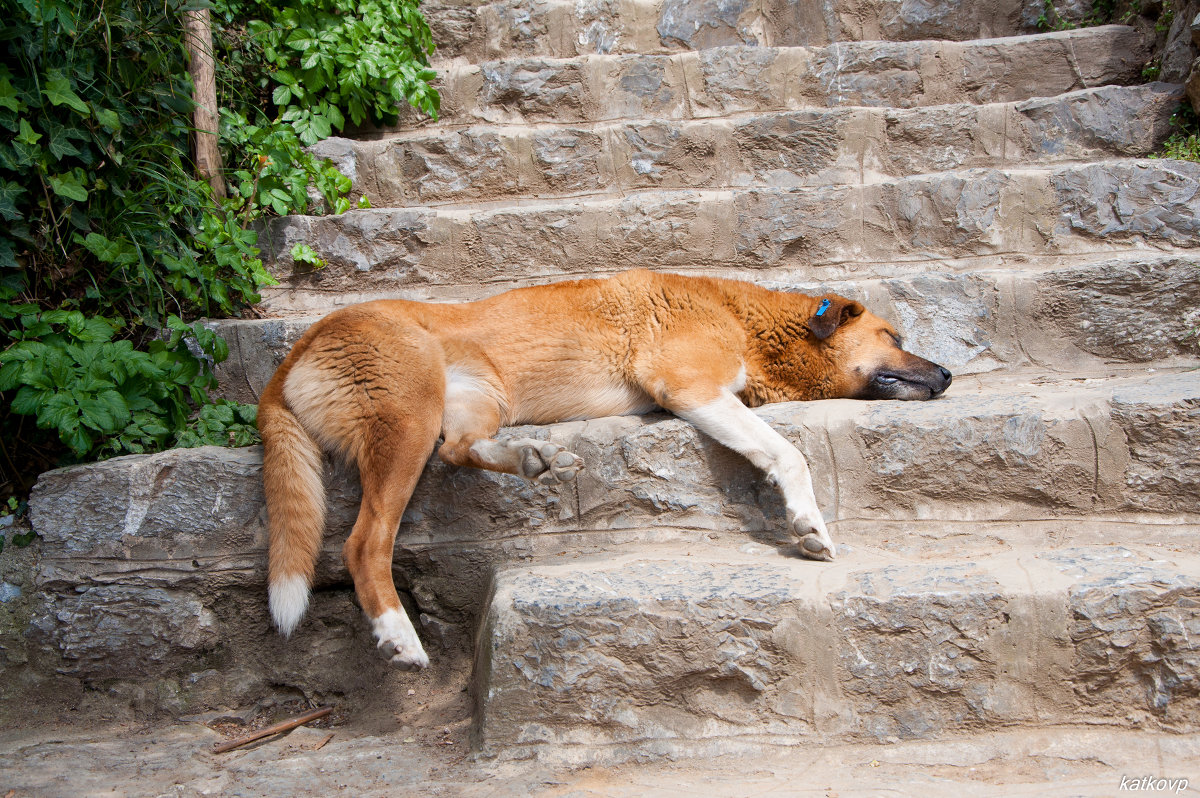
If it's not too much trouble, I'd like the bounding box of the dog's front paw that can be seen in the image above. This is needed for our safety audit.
[519,442,584,484]
[371,609,430,671]
[791,518,836,562]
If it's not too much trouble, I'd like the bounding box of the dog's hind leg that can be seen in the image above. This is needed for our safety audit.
[437,369,583,483]
[344,406,442,669]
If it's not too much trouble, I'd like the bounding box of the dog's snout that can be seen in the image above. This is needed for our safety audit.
[929,365,952,398]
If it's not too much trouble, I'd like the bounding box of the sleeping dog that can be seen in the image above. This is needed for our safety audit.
[259,270,952,668]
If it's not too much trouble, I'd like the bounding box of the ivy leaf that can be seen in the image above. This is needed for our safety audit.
[83,232,136,265]
[16,119,40,146]
[42,71,91,116]
[46,122,83,160]
[272,85,292,106]
[93,106,120,132]
[0,76,20,113]
[49,171,88,203]
[0,180,26,221]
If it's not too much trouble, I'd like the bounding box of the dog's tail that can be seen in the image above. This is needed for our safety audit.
[259,372,326,637]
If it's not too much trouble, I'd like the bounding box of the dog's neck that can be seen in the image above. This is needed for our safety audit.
[725,286,838,406]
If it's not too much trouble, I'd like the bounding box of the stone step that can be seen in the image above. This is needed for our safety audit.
[424,0,1089,61]
[323,83,1178,208]
[259,159,1200,311]
[26,369,1200,704]
[474,540,1200,759]
[395,26,1147,129]
[210,253,1200,405]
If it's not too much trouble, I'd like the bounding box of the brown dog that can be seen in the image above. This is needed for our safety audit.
[259,270,951,668]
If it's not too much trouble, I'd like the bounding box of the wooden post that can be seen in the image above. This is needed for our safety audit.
[182,7,226,200]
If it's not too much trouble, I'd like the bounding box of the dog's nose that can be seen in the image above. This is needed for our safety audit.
[939,366,952,385]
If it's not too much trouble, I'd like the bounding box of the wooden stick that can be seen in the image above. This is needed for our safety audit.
[212,706,333,754]
[181,7,227,200]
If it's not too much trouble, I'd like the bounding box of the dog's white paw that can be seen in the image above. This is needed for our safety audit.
[371,609,429,670]
[519,442,584,484]
[791,517,836,562]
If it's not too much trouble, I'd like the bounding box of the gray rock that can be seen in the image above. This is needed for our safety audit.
[475,546,1200,754]
[32,586,219,679]
[658,0,755,49]
[1052,161,1200,246]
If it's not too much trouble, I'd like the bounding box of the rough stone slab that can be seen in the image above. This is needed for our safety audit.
[259,160,1200,308]
[399,26,1146,127]
[5,723,1200,796]
[322,84,1179,207]
[26,371,1200,689]
[474,543,1200,756]
[209,254,1200,404]
[422,0,1102,60]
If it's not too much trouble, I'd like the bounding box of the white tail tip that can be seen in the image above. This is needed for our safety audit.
[269,574,310,637]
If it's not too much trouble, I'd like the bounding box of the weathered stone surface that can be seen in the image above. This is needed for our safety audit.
[657,0,756,49]
[1021,257,1200,365]
[1014,83,1181,160]
[208,317,313,405]
[260,161,1200,307]
[1160,0,1200,82]
[343,84,1181,207]
[475,546,1200,755]
[421,0,1106,61]
[26,449,477,704]
[1053,161,1200,246]
[31,371,1200,585]
[1041,547,1200,722]
[6,723,1199,797]
[423,27,1146,125]
[32,586,219,679]
[1110,377,1200,515]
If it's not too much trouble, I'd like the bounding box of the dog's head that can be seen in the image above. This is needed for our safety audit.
[807,294,952,401]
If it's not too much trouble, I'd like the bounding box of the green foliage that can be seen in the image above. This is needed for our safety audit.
[1155,103,1200,163]
[1,496,35,554]
[1036,0,1147,30]
[0,0,438,499]
[220,0,439,139]
[174,399,260,448]
[290,242,327,270]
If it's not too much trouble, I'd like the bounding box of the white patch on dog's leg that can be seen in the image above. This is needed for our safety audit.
[371,608,429,670]
[269,574,310,637]
[675,392,836,561]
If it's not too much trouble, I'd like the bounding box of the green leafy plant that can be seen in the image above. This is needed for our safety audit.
[0,495,35,554]
[0,0,439,502]
[174,399,260,448]
[227,0,439,140]
[1155,102,1200,163]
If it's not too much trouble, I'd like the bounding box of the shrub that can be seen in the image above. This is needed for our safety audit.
[0,0,437,497]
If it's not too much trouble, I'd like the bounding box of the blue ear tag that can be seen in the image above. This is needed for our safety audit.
[816,298,831,317]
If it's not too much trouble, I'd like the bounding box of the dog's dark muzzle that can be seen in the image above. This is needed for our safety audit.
[867,361,952,400]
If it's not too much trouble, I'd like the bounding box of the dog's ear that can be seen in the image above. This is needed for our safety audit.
[807,295,865,340]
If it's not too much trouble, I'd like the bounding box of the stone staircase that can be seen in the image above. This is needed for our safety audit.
[22,0,1200,767]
